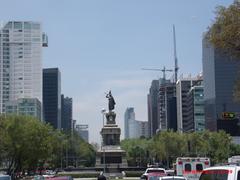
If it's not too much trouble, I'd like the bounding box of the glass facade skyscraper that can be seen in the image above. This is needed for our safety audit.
[61,95,72,131]
[43,68,61,129]
[0,21,47,114]
[202,36,240,131]
[124,107,135,139]
[148,79,160,137]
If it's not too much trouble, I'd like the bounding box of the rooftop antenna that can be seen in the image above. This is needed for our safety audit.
[173,25,179,83]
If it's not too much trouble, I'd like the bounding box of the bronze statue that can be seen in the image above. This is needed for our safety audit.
[106,90,116,111]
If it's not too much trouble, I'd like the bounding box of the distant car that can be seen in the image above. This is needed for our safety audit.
[159,176,187,180]
[141,168,166,179]
[0,175,11,180]
[165,170,175,176]
[147,172,167,180]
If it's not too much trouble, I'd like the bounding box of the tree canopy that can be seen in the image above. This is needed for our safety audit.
[208,2,240,59]
[0,115,96,176]
[121,131,239,168]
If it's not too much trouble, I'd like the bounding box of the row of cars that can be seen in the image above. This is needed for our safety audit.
[141,156,240,180]
[141,164,240,180]
[141,157,211,180]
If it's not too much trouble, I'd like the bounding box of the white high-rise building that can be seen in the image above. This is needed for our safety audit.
[124,107,149,139]
[0,21,47,113]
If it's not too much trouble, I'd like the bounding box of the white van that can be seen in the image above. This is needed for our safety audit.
[175,157,210,180]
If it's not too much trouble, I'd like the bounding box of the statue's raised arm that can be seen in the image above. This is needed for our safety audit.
[106,90,116,111]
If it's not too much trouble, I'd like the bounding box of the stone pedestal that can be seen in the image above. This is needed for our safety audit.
[95,111,128,175]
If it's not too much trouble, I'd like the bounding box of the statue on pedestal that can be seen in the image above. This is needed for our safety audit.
[95,90,128,172]
[105,91,116,124]
[106,90,116,111]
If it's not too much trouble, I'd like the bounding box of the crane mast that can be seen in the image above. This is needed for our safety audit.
[173,25,179,83]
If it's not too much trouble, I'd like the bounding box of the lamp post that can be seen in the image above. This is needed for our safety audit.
[101,108,106,174]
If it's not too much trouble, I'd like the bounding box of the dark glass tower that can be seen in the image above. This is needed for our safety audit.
[61,95,73,131]
[43,68,61,129]
[202,36,240,132]
[147,80,160,137]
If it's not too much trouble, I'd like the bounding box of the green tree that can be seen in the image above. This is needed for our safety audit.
[152,130,186,168]
[207,131,231,164]
[208,2,240,59]
[229,143,240,156]
[121,138,150,166]
[0,115,60,175]
[208,2,240,100]
[186,131,210,156]
[64,131,95,167]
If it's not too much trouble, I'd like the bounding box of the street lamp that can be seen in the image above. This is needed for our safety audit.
[101,108,106,174]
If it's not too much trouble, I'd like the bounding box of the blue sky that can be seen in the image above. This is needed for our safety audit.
[0,0,233,143]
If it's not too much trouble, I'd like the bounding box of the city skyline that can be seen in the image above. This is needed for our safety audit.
[0,0,234,143]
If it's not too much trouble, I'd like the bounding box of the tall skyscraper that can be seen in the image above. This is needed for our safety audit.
[176,77,199,132]
[147,80,160,137]
[124,107,149,139]
[0,21,47,113]
[43,68,61,129]
[61,95,72,131]
[202,36,240,131]
[124,107,135,139]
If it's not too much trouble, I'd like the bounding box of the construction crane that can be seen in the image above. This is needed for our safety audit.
[173,25,179,83]
[142,66,173,81]
[142,25,179,83]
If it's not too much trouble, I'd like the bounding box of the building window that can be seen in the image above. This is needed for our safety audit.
[14,22,22,29]
[24,22,31,29]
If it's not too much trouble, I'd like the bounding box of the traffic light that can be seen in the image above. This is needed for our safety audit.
[222,112,235,119]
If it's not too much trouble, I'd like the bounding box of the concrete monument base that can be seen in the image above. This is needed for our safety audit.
[95,111,128,176]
